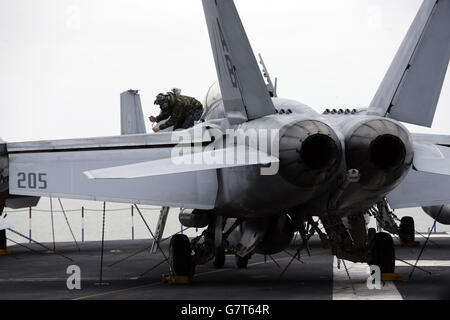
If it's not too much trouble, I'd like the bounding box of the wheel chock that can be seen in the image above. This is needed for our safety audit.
[0,249,11,256]
[381,273,402,281]
[407,241,420,248]
[162,274,190,285]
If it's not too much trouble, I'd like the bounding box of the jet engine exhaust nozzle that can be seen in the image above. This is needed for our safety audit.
[279,120,342,187]
[370,134,406,171]
[346,119,413,188]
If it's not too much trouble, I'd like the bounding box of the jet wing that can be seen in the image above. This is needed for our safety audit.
[7,128,278,210]
[202,0,276,124]
[7,130,218,209]
[368,0,450,127]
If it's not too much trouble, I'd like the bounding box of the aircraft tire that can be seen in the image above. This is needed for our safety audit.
[368,232,395,274]
[213,246,226,268]
[169,234,192,276]
[399,216,415,245]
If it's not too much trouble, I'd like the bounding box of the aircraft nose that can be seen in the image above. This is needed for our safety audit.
[278,120,342,187]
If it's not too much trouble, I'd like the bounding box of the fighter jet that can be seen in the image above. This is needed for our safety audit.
[1,0,450,277]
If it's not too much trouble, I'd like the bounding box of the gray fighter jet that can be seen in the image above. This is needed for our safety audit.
[1,0,450,277]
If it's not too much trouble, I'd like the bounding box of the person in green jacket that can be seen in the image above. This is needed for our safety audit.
[150,91,203,132]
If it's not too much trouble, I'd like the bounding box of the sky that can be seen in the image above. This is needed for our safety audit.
[1,0,450,241]
[1,0,449,143]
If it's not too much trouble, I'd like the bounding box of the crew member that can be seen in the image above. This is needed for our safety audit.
[150,91,203,132]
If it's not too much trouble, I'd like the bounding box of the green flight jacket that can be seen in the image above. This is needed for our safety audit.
[156,93,203,130]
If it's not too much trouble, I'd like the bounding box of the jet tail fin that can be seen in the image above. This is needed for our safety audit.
[202,0,275,124]
[368,0,450,127]
[120,90,147,135]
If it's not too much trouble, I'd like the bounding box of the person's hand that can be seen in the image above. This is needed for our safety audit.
[149,116,157,123]
[152,126,160,133]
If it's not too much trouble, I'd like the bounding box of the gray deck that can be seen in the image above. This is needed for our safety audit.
[1,236,450,300]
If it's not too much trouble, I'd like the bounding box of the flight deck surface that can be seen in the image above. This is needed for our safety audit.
[1,236,450,300]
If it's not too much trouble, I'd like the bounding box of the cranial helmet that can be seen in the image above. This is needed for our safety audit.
[154,93,170,106]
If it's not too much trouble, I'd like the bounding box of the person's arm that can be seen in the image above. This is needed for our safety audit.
[159,106,183,130]
[156,109,171,122]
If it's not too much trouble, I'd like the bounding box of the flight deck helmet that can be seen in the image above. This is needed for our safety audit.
[154,93,170,106]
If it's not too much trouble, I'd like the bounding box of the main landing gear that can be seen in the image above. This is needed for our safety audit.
[368,230,396,274]
[168,234,193,278]
[371,199,416,246]
[399,216,415,245]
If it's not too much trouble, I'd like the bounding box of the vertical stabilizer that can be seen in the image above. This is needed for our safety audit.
[368,0,450,127]
[202,0,275,124]
[120,90,147,135]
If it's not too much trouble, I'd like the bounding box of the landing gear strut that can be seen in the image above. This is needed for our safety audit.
[371,199,416,245]
[213,246,226,268]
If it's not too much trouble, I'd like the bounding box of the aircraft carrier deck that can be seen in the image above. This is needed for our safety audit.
[1,235,450,301]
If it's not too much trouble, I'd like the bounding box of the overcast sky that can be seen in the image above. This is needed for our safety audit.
[0,0,448,142]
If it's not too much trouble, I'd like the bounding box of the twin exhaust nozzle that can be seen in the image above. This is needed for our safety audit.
[278,119,412,189]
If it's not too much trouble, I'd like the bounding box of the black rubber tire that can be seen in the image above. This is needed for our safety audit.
[213,246,226,269]
[368,232,395,274]
[169,234,192,276]
[0,230,6,250]
[399,216,415,244]
[368,228,376,244]
[235,254,250,269]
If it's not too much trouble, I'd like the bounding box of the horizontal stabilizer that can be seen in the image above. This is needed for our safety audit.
[388,169,450,209]
[368,0,450,127]
[413,142,450,176]
[389,141,450,208]
[84,147,279,179]
[412,133,450,146]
